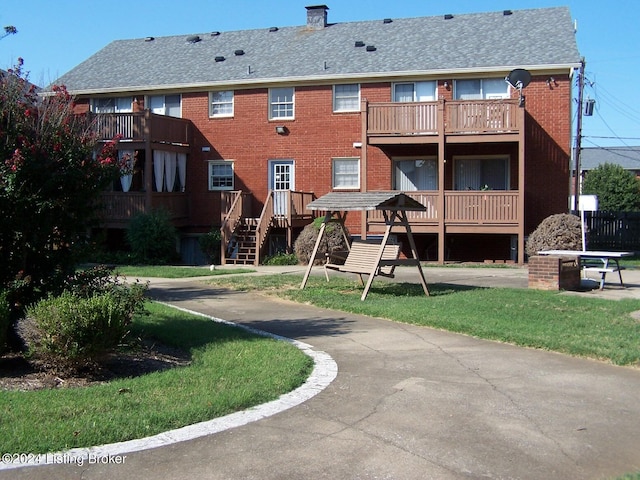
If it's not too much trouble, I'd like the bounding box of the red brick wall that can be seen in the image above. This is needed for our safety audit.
[528,255,580,290]
[183,85,363,231]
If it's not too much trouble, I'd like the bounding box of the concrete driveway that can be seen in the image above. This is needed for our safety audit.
[4,266,640,479]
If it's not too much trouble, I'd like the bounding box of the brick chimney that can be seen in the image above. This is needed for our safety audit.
[306,5,329,29]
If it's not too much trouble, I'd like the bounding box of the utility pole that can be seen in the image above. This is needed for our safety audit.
[572,57,586,212]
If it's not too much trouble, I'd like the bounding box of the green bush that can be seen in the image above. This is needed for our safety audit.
[0,290,10,353]
[126,209,178,264]
[582,163,640,212]
[22,276,148,364]
[263,253,298,265]
[199,228,222,264]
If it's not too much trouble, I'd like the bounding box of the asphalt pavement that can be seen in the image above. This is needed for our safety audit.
[3,265,640,480]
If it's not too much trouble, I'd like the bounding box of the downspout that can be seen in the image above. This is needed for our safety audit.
[360,98,368,239]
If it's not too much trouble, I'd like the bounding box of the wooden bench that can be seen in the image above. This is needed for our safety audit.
[324,240,401,286]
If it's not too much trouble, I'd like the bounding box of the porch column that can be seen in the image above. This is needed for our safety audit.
[517,105,526,264]
[144,109,153,210]
[437,99,446,264]
[360,98,368,239]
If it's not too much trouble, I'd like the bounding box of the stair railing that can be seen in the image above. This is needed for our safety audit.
[254,190,275,266]
[220,191,245,265]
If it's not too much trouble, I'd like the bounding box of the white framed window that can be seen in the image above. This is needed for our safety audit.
[93,97,132,113]
[333,84,360,112]
[453,155,510,191]
[209,91,234,117]
[392,81,436,102]
[332,157,360,189]
[150,94,181,117]
[269,87,294,119]
[454,78,510,100]
[208,160,234,190]
[394,158,438,191]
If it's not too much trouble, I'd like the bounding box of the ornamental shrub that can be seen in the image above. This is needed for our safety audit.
[525,213,583,258]
[22,276,147,364]
[199,228,222,265]
[0,60,126,312]
[126,209,178,264]
[294,217,350,265]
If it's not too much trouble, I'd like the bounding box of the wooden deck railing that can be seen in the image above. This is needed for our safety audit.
[367,191,519,225]
[221,191,250,263]
[99,192,188,223]
[365,99,520,137]
[91,111,191,145]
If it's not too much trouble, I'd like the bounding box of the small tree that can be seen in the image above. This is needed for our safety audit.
[126,209,178,264]
[582,163,640,212]
[0,60,125,311]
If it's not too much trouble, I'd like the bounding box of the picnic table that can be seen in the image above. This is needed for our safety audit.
[538,250,633,290]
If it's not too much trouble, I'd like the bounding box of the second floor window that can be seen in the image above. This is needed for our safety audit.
[454,79,510,100]
[150,94,181,117]
[333,84,360,112]
[210,91,234,117]
[393,81,436,102]
[394,158,437,191]
[269,87,294,119]
[93,97,132,113]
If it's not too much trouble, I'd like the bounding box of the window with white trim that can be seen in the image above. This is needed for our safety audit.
[209,91,234,117]
[93,97,132,113]
[332,158,360,189]
[149,94,181,117]
[454,78,510,100]
[208,160,234,190]
[394,158,437,191]
[269,87,294,119]
[333,84,360,112]
[453,156,510,190]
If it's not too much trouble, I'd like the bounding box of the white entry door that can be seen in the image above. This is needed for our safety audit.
[269,160,294,216]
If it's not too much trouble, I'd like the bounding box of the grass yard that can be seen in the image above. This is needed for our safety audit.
[112,265,254,278]
[0,302,313,454]
[206,274,640,366]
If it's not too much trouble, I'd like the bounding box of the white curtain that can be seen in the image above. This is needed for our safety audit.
[164,151,177,192]
[119,150,134,192]
[153,150,165,192]
[177,153,187,191]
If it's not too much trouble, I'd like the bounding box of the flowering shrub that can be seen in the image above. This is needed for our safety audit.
[0,60,126,312]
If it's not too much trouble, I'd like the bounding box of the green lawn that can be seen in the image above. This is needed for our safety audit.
[1,302,313,454]
[206,274,640,366]
[111,265,254,278]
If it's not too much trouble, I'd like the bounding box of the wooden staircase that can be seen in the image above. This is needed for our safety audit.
[220,190,315,266]
[224,218,261,265]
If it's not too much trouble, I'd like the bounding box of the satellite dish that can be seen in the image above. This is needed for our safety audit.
[506,69,531,90]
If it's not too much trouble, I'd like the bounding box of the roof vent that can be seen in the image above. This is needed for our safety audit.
[383,18,393,24]
[144,36,155,42]
[444,14,454,20]
[215,56,225,62]
[211,31,221,36]
[503,10,513,16]
[186,35,201,43]
[354,40,365,47]
[269,26,279,32]
[306,5,329,29]
[366,45,376,52]
[234,49,245,56]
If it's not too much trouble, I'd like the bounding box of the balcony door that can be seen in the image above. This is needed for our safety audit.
[269,160,294,216]
[393,82,436,133]
[454,156,509,191]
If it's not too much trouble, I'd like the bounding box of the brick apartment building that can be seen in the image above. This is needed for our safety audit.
[50,5,581,265]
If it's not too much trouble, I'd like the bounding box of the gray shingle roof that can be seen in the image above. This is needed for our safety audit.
[307,192,426,211]
[580,147,640,171]
[53,6,581,94]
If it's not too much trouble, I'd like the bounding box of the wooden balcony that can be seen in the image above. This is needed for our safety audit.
[99,192,189,228]
[366,99,522,144]
[368,191,520,233]
[91,111,191,146]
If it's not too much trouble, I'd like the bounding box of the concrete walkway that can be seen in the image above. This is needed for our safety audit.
[4,266,640,479]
